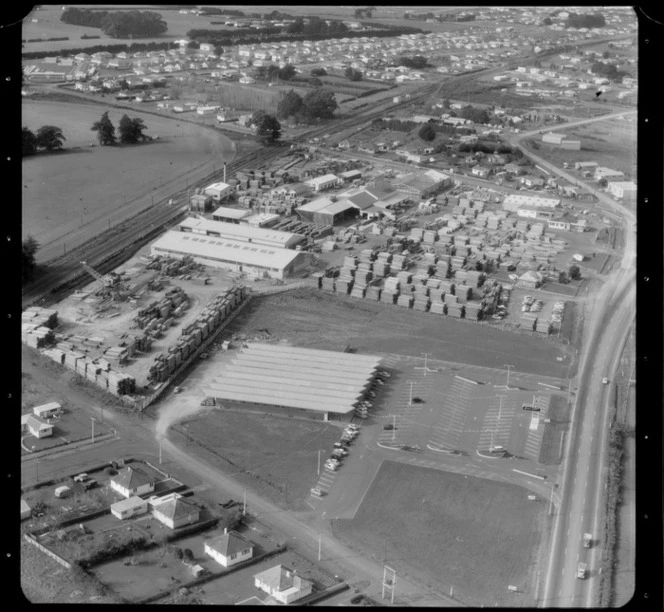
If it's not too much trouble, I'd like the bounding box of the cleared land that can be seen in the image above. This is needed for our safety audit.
[22,99,237,257]
[223,288,571,378]
[332,460,543,607]
[169,410,343,511]
[522,118,636,179]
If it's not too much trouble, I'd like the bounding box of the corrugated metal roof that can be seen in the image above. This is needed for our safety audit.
[178,216,300,247]
[151,231,303,270]
[203,343,381,414]
[212,206,252,219]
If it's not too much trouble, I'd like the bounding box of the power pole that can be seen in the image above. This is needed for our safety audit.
[90,417,96,443]
[243,489,247,516]
[504,364,514,389]
[318,533,322,561]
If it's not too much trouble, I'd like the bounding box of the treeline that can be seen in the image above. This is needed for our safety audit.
[198,7,245,17]
[565,13,605,29]
[405,11,475,22]
[186,24,423,48]
[396,55,429,69]
[61,8,168,38]
[590,61,630,82]
[23,40,173,61]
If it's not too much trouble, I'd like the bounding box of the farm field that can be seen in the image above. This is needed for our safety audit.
[332,460,544,607]
[223,288,571,378]
[169,410,343,512]
[21,99,238,261]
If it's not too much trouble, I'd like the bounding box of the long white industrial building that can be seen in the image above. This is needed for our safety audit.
[203,343,383,419]
[150,231,311,279]
[178,216,304,249]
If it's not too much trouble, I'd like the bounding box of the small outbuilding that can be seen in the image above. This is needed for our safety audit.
[25,415,54,439]
[111,496,149,520]
[21,499,32,521]
[254,564,313,604]
[32,402,62,419]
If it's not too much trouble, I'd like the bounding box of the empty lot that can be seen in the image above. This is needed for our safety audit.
[332,460,543,607]
[225,288,570,378]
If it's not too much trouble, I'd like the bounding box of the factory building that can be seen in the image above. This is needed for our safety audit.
[178,216,305,250]
[150,231,311,279]
[502,194,560,212]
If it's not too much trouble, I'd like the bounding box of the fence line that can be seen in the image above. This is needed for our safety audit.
[24,533,72,570]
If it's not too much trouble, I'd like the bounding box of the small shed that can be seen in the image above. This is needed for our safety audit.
[111,496,149,520]
[21,499,32,521]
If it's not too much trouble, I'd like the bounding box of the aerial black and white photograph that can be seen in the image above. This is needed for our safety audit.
[19,4,642,607]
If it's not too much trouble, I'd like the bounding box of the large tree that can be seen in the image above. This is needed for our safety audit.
[91,111,116,146]
[22,236,40,283]
[255,114,281,144]
[277,89,304,120]
[418,123,436,142]
[118,114,148,144]
[344,67,363,81]
[22,127,37,156]
[277,64,296,81]
[35,125,66,151]
[101,10,167,38]
[303,88,338,120]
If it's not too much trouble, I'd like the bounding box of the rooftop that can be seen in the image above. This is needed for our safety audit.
[178,217,300,247]
[152,231,304,270]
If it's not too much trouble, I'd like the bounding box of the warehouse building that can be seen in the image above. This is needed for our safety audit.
[203,343,382,420]
[393,169,452,198]
[212,206,253,224]
[607,180,636,201]
[502,194,560,212]
[541,132,581,150]
[305,173,341,192]
[296,196,358,226]
[203,181,232,202]
[178,216,305,249]
[150,231,311,279]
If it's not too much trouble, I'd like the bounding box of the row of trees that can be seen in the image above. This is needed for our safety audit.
[248,111,281,144]
[61,8,168,38]
[276,88,338,122]
[285,16,348,36]
[22,126,66,156]
[590,61,630,82]
[344,67,363,81]
[397,55,429,69]
[91,112,149,146]
[565,13,606,29]
[354,7,376,19]
[23,237,40,283]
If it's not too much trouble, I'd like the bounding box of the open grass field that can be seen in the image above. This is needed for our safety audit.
[223,288,571,378]
[22,99,236,259]
[522,117,636,180]
[332,460,543,607]
[170,410,343,512]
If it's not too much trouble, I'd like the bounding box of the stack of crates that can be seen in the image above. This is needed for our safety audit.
[365,285,381,301]
[391,254,407,270]
[397,293,414,309]
[409,227,424,242]
[381,277,400,304]
[465,302,483,321]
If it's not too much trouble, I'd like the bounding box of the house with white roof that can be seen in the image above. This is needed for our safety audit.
[205,529,254,567]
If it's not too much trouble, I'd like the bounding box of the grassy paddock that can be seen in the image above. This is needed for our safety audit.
[332,461,542,607]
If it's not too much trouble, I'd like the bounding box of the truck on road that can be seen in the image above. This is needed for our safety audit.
[576,562,587,579]
[583,533,592,548]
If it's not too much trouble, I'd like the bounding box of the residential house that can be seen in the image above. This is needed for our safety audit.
[254,565,313,604]
[607,181,636,200]
[109,466,155,499]
[151,493,200,529]
[521,175,545,188]
[471,165,491,178]
[205,529,254,567]
[25,415,53,439]
[594,167,624,181]
[33,402,61,419]
[517,270,544,289]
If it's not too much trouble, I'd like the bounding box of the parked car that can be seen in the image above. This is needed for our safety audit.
[346,424,360,431]
[325,463,338,471]
[334,442,349,449]
[602,377,609,384]
[332,447,348,457]
[74,473,88,483]
[311,487,325,497]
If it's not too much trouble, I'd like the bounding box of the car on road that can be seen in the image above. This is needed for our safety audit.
[174,386,183,393]
[602,377,609,384]
[576,562,587,580]
[200,352,209,360]
[383,424,396,430]
[411,397,424,404]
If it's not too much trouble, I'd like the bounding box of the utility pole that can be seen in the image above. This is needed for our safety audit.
[392,414,396,441]
[318,533,322,561]
[318,449,323,475]
[243,490,247,516]
[504,364,514,389]
[90,417,96,443]
[408,381,414,405]
[159,437,162,464]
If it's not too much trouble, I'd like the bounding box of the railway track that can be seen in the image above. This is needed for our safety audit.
[21,145,284,310]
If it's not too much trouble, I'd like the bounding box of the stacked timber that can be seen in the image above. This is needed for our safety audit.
[465,302,483,321]
[397,294,414,308]
[447,304,464,318]
[365,285,381,301]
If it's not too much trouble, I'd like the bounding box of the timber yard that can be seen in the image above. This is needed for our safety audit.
[19,5,641,608]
